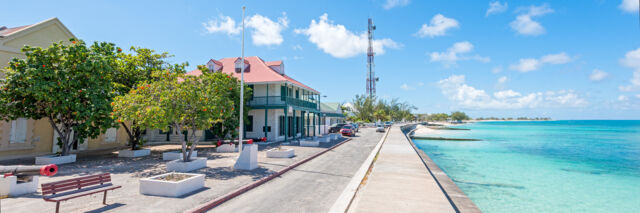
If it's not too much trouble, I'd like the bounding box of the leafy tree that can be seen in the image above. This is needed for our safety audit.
[0,39,118,156]
[113,68,249,161]
[450,111,470,121]
[427,113,450,121]
[112,47,185,150]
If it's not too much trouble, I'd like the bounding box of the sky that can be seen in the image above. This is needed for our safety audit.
[1,0,639,119]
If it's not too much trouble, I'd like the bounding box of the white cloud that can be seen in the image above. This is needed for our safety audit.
[203,14,241,35]
[415,14,459,38]
[429,41,490,67]
[486,1,508,16]
[400,83,415,91]
[618,95,629,101]
[510,58,541,72]
[619,48,640,91]
[383,0,410,10]
[590,69,609,82]
[619,0,639,13]
[540,52,572,64]
[510,4,554,36]
[498,76,509,84]
[636,94,640,99]
[203,13,288,46]
[510,52,573,72]
[295,14,400,58]
[492,66,503,73]
[437,75,587,109]
[246,13,289,46]
[292,44,303,51]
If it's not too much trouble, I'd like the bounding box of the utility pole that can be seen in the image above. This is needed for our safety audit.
[366,18,377,97]
[239,6,245,153]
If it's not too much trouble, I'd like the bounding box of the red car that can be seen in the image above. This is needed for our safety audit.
[340,125,356,137]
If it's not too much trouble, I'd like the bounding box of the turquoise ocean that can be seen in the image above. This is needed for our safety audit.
[413,120,640,213]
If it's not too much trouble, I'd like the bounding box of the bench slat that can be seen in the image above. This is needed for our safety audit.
[41,173,113,196]
[44,185,121,202]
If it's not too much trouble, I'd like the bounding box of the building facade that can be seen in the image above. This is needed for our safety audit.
[171,56,344,142]
[0,18,129,160]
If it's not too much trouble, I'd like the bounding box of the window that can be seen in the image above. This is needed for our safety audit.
[281,86,286,101]
[296,117,301,133]
[246,116,253,132]
[279,116,285,136]
[104,128,117,142]
[295,90,299,99]
[10,118,27,143]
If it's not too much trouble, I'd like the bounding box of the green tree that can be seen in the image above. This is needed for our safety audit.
[113,68,249,161]
[450,111,470,121]
[428,113,450,121]
[0,39,119,156]
[112,47,185,150]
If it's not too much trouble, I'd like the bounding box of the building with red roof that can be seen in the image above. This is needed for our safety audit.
[185,56,342,142]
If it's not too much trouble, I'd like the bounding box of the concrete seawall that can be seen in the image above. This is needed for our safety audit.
[342,125,481,213]
[401,124,481,213]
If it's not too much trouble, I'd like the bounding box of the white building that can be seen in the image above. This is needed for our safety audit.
[146,56,344,143]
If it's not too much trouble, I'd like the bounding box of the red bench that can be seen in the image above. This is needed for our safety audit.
[41,173,121,213]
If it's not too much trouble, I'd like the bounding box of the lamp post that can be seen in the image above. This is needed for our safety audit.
[239,6,245,153]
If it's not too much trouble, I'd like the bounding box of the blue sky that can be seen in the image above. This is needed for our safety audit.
[2,0,640,119]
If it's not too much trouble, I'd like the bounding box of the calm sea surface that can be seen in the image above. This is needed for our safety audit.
[413,120,640,213]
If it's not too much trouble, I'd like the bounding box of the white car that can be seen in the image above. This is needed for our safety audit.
[376,124,385,132]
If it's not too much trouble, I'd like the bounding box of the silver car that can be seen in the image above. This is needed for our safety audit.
[376,124,385,132]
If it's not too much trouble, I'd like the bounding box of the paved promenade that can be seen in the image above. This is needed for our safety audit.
[348,126,456,213]
[210,128,385,213]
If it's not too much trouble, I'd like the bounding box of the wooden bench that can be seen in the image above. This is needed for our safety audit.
[41,173,121,213]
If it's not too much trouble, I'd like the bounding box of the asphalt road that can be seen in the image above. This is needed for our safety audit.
[210,128,385,213]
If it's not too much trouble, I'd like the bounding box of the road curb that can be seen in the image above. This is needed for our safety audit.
[328,127,391,213]
[187,137,353,213]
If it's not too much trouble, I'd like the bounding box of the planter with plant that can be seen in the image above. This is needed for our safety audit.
[139,172,205,197]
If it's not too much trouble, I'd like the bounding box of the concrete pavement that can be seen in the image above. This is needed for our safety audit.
[210,128,385,213]
[347,126,456,213]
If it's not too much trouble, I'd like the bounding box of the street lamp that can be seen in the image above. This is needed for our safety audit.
[238,6,246,154]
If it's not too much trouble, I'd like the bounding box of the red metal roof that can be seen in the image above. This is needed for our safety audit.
[0,25,32,37]
[186,56,318,93]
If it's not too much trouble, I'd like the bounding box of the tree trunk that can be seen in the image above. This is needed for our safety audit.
[176,124,188,162]
[187,130,199,160]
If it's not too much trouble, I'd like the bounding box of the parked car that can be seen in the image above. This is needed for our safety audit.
[384,121,393,128]
[376,124,385,132]
[340,125,356,137]
[329,123,346,133]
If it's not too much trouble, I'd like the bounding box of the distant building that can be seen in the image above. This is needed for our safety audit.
[0,18,129,160]
[145,56,343,142]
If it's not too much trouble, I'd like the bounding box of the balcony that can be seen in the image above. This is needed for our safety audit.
[248,96,317,110]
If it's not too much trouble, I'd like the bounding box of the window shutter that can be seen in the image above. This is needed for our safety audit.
[281,86,286,101]
[10,118,27,143]
[105,128,117,142]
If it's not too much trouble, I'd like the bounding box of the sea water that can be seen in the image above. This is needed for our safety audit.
[413,120,640,213]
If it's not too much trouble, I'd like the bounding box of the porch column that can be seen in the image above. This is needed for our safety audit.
[284,107,288,142]
[265,84,268,139]
[301,110,306,137]
[313,113,316,137]
[293,109,296,140]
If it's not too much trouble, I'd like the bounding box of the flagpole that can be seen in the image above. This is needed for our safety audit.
[239,6,245,153]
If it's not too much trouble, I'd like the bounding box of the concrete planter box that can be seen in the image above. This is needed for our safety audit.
[216,144,237,153]
[266,148,294,158]
[139,172,205,197]
[118,149,151,158]
[330,134,341,140]
[318,137,331,143]
[35,154,76,165]
[300,140,319,147]
[0,176,39,197]
[162,151,197,161]
[166,157,207,172]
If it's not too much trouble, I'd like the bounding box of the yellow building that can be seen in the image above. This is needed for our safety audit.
[0,18,128,160]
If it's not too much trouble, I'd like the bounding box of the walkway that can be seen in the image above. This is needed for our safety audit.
[210,128,385,213]
[347,126,456,213]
